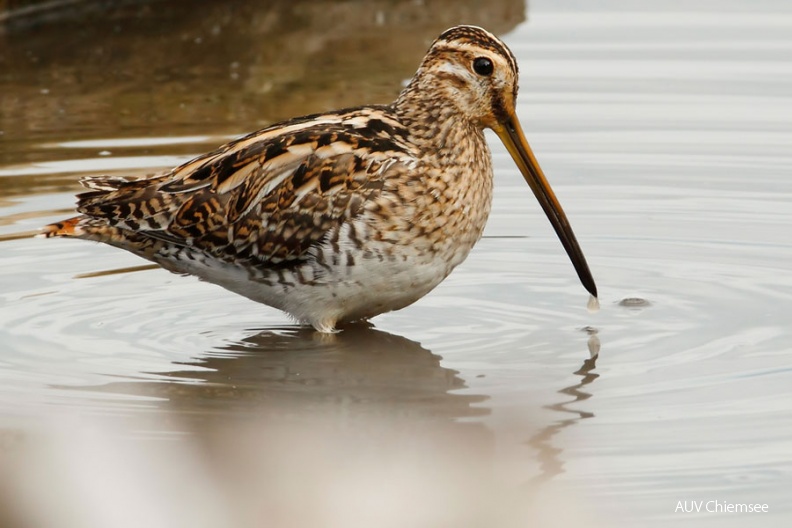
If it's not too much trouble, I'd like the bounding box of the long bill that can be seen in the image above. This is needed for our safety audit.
[493,115,598,298]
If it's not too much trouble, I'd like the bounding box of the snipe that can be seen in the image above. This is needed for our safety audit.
[42,25,597,332]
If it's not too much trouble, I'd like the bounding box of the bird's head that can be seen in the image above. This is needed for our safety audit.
[403,26,598,298]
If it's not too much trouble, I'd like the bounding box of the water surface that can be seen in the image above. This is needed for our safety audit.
[1,1,791,526]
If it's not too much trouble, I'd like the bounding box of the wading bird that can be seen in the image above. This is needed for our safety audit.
[42,25,597,332]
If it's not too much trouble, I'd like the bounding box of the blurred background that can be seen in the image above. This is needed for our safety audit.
[1,0,522,144]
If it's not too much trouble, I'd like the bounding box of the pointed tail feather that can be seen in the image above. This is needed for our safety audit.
[38,216,84,238]
[39,215,165,264]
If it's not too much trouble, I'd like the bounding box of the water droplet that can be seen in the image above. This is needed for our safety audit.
[587,295,600,313]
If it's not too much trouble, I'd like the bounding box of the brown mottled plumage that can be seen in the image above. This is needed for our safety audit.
[42,26,597,332]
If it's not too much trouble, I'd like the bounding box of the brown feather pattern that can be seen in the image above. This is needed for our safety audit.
[74,107,414,267]
[40,25,595,332]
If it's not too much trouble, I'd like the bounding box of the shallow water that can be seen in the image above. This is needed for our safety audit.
[1,0,791,526]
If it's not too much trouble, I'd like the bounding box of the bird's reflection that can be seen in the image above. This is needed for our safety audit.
[93,325,603,490]
[51,326,603,525]
[524,330,601,489]
[98,324,489,433]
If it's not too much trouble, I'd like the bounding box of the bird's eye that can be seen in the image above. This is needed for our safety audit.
[472,57,494,76]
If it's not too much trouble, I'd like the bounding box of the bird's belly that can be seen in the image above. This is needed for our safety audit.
[290,256,446,328]
[292,242,465,327]
[165,243,464,331]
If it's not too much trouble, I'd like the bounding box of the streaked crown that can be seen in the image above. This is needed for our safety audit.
[397,25,521,129]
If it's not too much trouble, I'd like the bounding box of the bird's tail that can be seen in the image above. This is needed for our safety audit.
[38,216,85,238]
[39,215,167,266]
